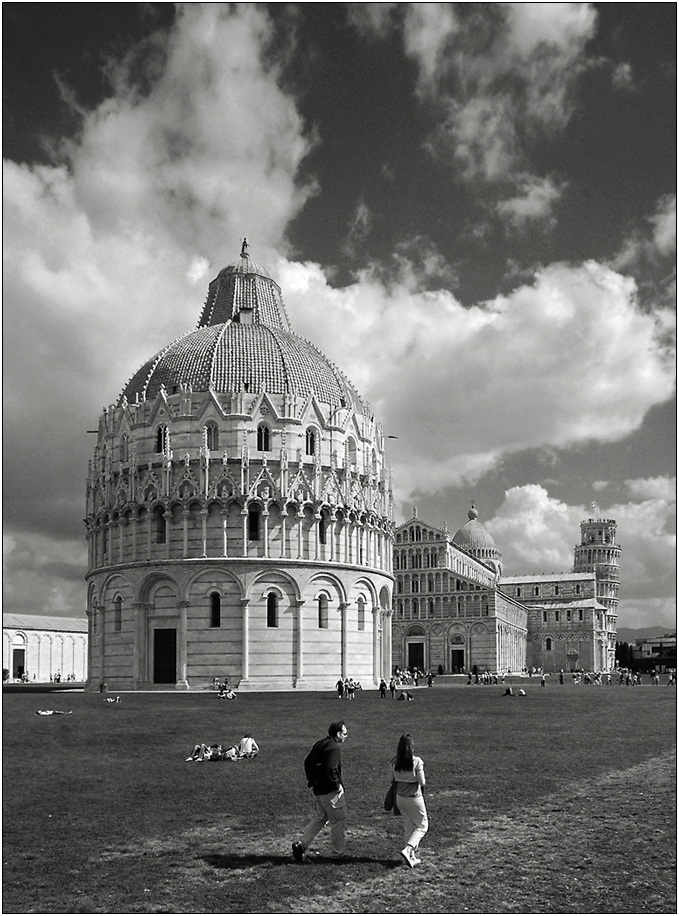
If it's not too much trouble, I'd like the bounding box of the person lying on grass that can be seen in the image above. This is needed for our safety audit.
[186,735,259,761]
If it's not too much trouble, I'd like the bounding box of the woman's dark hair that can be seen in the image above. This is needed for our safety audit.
[394,733,414,771]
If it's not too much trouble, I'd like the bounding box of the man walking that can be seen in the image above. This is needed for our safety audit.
[293,721,348,861]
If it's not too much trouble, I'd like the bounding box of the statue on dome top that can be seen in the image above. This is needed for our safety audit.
[241,237,249,258]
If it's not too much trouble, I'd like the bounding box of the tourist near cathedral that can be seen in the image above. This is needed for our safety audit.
[85,244,619,690]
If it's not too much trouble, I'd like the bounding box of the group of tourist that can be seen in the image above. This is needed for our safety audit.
[186,734,259,761]
[292,722,428,868]
[335,678,362,699]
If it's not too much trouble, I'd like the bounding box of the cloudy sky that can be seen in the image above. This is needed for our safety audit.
[3,3,676,630]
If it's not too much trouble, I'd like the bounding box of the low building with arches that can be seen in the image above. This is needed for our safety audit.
[2,614,88,682]
[85,244,393,690]
[392,506,619,675]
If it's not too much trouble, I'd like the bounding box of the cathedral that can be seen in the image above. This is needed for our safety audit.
[392,506,619,677]
[85,245,619,690]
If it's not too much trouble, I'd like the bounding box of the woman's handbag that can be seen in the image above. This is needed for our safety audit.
[384,781,400,815]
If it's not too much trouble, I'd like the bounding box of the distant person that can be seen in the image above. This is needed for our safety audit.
[237,734,259,758]
[336,678,344,700]
[540,673,546,688]
[389,677,396,699]
[379,678,387,699]
[391,733,428,867]
[559,670,565,685]
[293,721,348,862]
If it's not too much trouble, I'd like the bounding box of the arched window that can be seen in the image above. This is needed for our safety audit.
[412,598,419,616]
[428,599,434,617]
[397,580,403,594]
[546,637,553,651]
[154,506,166,544]
[114,596,122,632]
[257,424,270,452]
[119,434,129,462]
[205,423,219,451]
[305,428,316,456]
[357,597,365,631]
[248,506,260,541]
[155,425,168,454]
[318,595,328,629]
[347,437,357,468]
[210,592,221,628]
[428,575,434,592]
[267,593,278,628]
[517,587,522,598]
[415,527,422,541]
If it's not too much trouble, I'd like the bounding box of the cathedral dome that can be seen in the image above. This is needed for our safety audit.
[453,505,500,554]
[118,242,359,410]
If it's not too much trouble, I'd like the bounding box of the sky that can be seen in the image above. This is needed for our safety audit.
[3,3,676,631]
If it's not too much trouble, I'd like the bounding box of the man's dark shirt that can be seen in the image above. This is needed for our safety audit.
[305,736,342,795]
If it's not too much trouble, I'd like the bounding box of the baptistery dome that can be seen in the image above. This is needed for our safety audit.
[85,242,394,693]
[120,245,357,409]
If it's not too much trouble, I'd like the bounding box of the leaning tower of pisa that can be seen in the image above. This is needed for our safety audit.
[572,507,620,669]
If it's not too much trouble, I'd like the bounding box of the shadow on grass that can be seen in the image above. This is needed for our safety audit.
[201,852,400,869]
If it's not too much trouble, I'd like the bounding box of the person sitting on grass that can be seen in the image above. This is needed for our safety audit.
[237,734,259,758]
[397,690,414,701]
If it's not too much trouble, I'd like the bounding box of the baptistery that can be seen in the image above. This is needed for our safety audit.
[85,243,394,690]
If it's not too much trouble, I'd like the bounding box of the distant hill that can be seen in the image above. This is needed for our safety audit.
[617,626,676,643]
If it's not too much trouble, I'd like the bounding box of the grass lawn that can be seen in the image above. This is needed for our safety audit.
[2,682,676,914]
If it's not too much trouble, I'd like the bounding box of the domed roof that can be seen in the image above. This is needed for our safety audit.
[452,504,500,554]
[118,242,360,409]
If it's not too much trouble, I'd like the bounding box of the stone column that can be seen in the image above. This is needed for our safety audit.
[132,602,149,688]
[294,599,306,688]
[164,511,172,560]
[241,598,250,682]
[182,509,189,557]
[339,602,349,679]
[281,506,287,558]
[85,613,94,689]
[176,600,190,689]
[383,609,393,678]
[241,509,249,557]
[200,508,208,557]
[146,514,152,560]
[297,509,303,559]
[98,606,106,686]
[263,510,270,558]
[372,606,380,685]
[314,513,321,561]
[221,509,228,556]
[329,513,335,562]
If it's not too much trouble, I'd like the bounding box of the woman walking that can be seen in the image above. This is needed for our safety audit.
[391,733,428,867]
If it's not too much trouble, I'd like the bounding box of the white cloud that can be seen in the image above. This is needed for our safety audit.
[496,174,566,229]
[625,476,677,503]
[343,199,372,256]
[650,194,677,257]
[396,1,597,184]
[611,61,634,92]
[612,193,677,270]
[281,258,675,503]
[3,4,315,615]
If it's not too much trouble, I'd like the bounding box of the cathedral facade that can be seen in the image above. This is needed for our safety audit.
[393,507,619,675]
[85,246,394,691]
